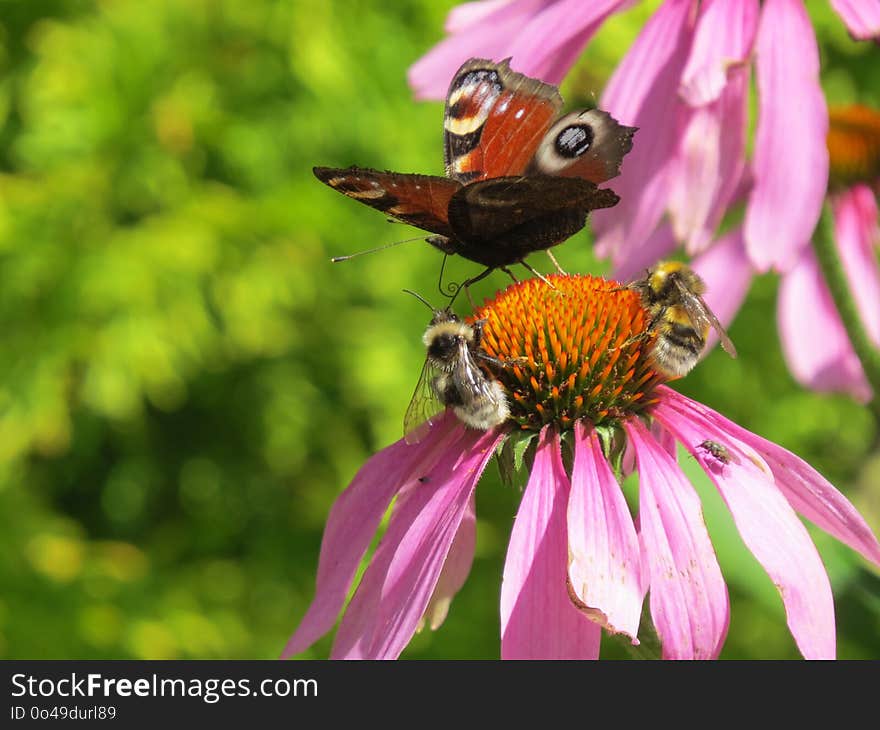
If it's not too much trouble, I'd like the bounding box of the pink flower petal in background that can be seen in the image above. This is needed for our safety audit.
[331,426,503,659]
[661,387,880,568]
[668,70,749,253]
[833,184,880,348]
[408,0,629,100]
[567,423,645,642]
[592,0,696,263]
[499,0,629,86]
[744,0,829,272]
[409,0,550,100]
[445,0,518,32]
[419,493,477,632]
[624,418,729,660]
[281,412,462,658]
[830,0,880,39]
[691,227,754,349]
[778,249,871,401]
[611,221,678,282]
[501,427,601,659]
[654,397,837,659]
[679,0,759,106]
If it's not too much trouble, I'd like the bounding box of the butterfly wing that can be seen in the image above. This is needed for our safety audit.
[313,166,461,238]
[444,58,562,182]
[527,108,637,183]
[443,59,636,186]
[446,175,619,267]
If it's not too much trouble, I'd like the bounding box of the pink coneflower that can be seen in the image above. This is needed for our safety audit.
[283,276,880,659]
[409,0,874,275]
[626,104,880,401]
[778,104,880,401]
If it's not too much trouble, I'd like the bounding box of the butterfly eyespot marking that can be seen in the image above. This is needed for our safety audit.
[449,68,503,97]
[555,124,594,158]
[445,70,504,137]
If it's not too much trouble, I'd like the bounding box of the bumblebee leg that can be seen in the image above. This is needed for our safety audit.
[478,352,528,369]
[612,331,651,351]
[546,249,566,274]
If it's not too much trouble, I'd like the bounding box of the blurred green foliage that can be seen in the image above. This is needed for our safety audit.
[0,0,877,660]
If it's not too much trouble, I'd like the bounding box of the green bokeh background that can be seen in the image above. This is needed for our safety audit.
[0,0,877,660]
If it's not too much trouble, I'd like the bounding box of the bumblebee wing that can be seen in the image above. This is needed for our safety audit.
[452,342,500,405]
[673,278,738,358]
[404,358,447,445]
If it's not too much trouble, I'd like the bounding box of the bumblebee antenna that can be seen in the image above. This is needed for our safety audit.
[402,288,437,312]
[330,235,424,263]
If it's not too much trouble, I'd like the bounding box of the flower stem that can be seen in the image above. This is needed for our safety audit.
[813,203,880,418]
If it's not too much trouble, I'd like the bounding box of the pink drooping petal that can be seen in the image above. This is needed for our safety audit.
[501,427,602,659]
[777,248,871,401]
[501,0,630,85]
[691,227,754,350]
[592,0,696,262]
[653,399,837,659]
[331,426,504,659]
[833,184,880,347]
[651,419,679,461]
[610,221,679,282]
[281,412,463,658]
[445,0,520,33]
[658,386,880,568]
[567,422,645,642]
[830,0,880,40]
[624,417,729,660]
[419,492,477,632]
[679,0,759,106]
[408,0,550,100]
[744,0,829,272]
[408,0,629,100]
[668,69,749,253]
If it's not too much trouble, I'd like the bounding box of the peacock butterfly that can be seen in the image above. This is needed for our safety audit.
[314,58,636,287]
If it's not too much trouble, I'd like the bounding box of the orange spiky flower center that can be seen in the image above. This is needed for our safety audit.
[827,104,880,189]
[470,274,665,432]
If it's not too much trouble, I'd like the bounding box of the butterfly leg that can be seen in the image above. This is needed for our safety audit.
[520,260,558,291]
[452,266,496,308]
[545,249,566,275]
[500,266,519,283]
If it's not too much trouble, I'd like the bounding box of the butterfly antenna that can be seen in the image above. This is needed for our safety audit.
[330,235,423,263]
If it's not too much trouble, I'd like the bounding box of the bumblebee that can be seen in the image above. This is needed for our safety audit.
[629,261,737,378]
[404,294,510,444]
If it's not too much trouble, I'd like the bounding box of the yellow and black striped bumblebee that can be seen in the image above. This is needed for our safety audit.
[629,261,737,378]
[403,292,510,444]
